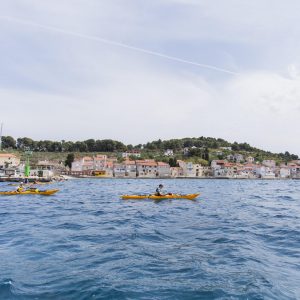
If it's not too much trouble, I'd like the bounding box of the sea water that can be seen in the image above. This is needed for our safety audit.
[0,179,299,299]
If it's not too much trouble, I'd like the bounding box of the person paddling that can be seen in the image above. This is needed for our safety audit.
[28,180,39,192]
[16,182,24,193]
[155,184,165,196]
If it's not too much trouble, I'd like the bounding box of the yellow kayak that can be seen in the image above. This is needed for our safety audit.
[8,182,52,186]
[0,189,59,196]
[121,193,200,200]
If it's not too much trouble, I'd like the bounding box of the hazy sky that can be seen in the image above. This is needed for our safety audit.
[1,1,300,154]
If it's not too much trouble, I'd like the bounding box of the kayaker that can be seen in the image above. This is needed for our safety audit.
[16,182,24,193]
[155,184,164,196]
[28,180,39,192]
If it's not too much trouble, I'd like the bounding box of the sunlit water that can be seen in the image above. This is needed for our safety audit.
[0,179,299,299]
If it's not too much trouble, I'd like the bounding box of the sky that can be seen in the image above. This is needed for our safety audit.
[0,0,300,155]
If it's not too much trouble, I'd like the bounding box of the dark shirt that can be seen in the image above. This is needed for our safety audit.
[155,187,163,196]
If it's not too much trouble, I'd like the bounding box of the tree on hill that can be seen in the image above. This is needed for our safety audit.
[1,136,16,149]
[168,157,179,167]
[65,153,75,169]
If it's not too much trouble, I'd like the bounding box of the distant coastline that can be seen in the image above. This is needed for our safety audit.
[1,136,299,181]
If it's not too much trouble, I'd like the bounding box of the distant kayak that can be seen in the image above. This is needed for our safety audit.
[8,182,53,186]
[121,193,200,200]
[0,189,59,196]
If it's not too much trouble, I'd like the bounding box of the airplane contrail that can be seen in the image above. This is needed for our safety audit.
[0,16,238,75]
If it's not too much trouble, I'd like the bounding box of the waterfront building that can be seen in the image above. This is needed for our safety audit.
[136,160,158,178]
[71,156,94,172]
[193,164,209,177]
[256,166,276,179]
[177,160,194,177]
[113,164,126,177]
[288,164,300,179]
[94,155,108,170]
[157,162,171,177]
[29,169,54,179]
[124,160,137,177]
[36,160,65,175]
[279,167,291,178]
[223,162,238,178]
[170,167,184,177]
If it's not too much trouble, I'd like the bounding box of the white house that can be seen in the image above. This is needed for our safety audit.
[30,169,54,178]
[233,154,244,163]
[183,147,189,156]
[157,162,171,177]
[122,151,141,158]
[71,156,94,172]
[279,167,291,178]
[113,163,126,177]
[164,149,174,156]
[124,160,137,177]
[220,147,232,151]
[113,160,137,177]
[256,166,276,179]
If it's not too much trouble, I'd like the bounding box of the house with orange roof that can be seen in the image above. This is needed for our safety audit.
[136,159,158,178]
[71,156,94,172]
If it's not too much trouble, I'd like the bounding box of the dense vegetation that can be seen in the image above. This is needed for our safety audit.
[1,136,298,164]
[1,137,127,152]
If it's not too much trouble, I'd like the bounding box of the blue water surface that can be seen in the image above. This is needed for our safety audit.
[0,179,299,299]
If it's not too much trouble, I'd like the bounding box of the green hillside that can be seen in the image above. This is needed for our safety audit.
[1,136,298,165]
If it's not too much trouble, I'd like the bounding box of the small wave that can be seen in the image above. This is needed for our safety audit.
[276,195,295,201]
[0,279,15,299]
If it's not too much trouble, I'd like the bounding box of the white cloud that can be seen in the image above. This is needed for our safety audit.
[0,0,300,155]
